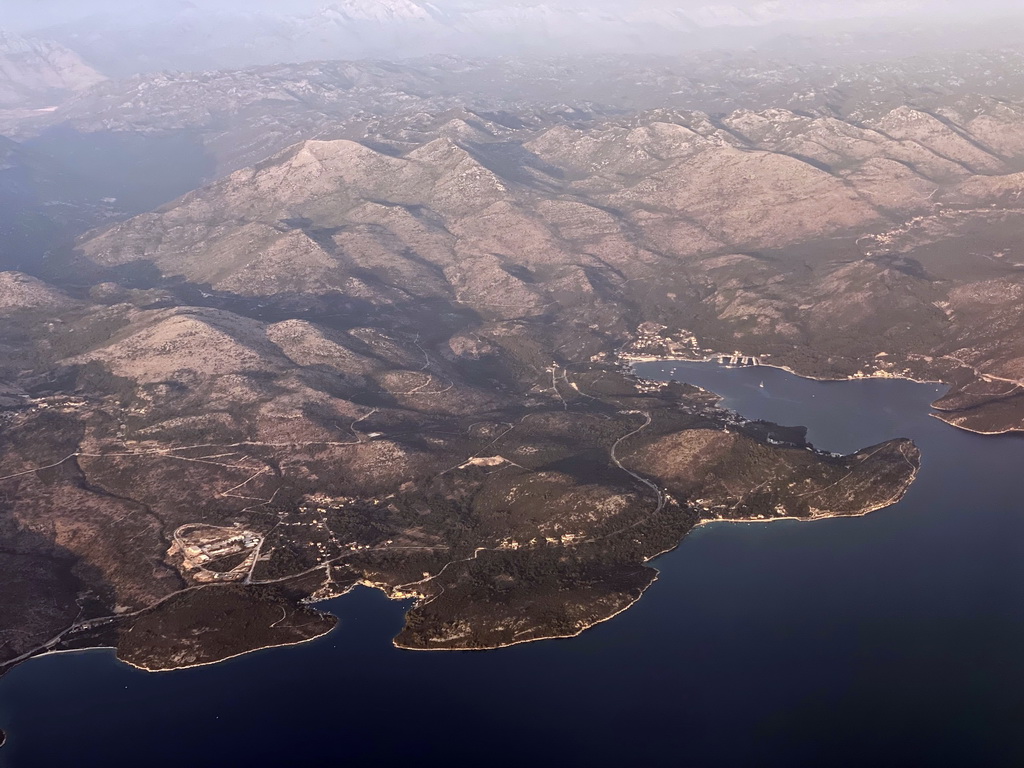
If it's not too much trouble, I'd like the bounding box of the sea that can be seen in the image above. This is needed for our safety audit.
[2,361,1023,767]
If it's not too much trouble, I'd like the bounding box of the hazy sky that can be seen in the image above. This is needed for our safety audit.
[5,0,1023,33]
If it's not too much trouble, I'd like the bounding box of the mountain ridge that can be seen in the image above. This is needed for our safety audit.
[0,30,105,108]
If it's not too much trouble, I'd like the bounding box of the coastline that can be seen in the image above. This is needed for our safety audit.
[623,349,1024,438]
[390,461,918,655]
[625,350,1024,435]
[8,445,921,670]
[5,618,339,677]
[391,443,920,655]
[2,356,929,672]
[392,572,660,653]
[115,621,338,674]
[411,356,925,655]
[622,351,947,387]
[927,411,1024,436]
[694,452,921,529]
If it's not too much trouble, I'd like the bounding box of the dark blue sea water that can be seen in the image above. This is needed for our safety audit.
[3,362,1024,768]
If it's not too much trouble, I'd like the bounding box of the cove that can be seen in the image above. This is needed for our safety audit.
[2,362,1024,768]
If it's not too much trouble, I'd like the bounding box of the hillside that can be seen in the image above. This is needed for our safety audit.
[10,54,1024,673]
[0,30,104,108]
[62,100,1024,435]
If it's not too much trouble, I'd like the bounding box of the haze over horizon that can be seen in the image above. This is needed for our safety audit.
[2,0,1023,79]
[5,0,1024,33]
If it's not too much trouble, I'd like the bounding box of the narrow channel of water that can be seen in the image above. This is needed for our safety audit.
[2,362,1023,768]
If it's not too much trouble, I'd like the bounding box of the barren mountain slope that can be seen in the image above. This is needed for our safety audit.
[0,282,920,667]
[2,102,959,666]
[63,101,1024,436]
[11,87,1024,672]
[0,31,104,109]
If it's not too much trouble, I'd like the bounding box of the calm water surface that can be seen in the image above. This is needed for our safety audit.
[2,362,1023,767]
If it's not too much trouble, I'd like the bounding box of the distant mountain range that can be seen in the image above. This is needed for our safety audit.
[18,0,1024,77]
[318,0,440,23]
[0,30,105,108]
